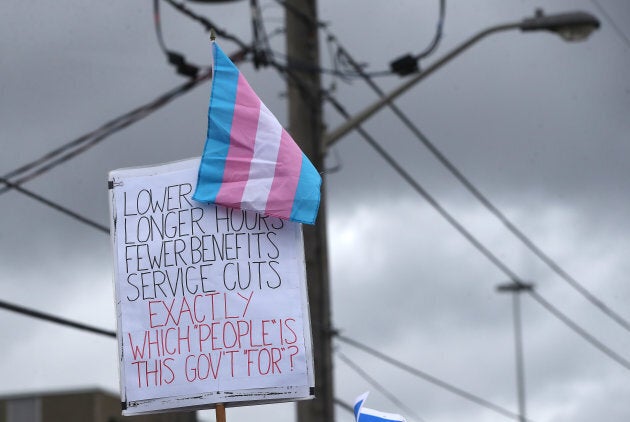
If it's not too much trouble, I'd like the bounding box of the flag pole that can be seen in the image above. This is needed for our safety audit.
[216,403,226,422]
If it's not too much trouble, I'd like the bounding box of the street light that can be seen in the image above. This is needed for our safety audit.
[521,9,600,41]
[323,9,600,148]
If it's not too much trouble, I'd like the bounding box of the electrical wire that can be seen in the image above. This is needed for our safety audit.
[590,0,630,51]
[273,0,395,78]
[312,77,630,373]
[0,64,243,237]
[163,0,250,51]
[0,299,116,338]
[154,0,202,78]
[415,0,446,61]
[265,50,375,77]
[272,0,325,29]
[250,0,275,68]
[389,0,446,75]
[337,351,426,422]
[332,40,630,335]
[0,70,211,197]
[0,178,109,234]
[0,44,246,235]
[334,397,355,415]
[336,334,532,422]
[154,0,169,53]
[528,289,630,371]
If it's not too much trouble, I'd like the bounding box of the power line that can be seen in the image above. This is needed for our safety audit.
[273,0,393,78]
[0,71,212,197]
[316,85,630,373]
[332,30,630,336]
[249,0,275,68]
[0,178,109,234]
[415,0,446,61]
[390,0,446,76]
[334,397,355,415]
[336,351,426,422]
[153,0,202,78]
[336,334,532,422]
[0,299,116,338]
[528,290,630,371]
[163,0,250,51]
[590,0,630,51]
[0,44,249,238]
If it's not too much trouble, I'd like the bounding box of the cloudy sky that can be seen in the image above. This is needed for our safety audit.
[1,1,630,421]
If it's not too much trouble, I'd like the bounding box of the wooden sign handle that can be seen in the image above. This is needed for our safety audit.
[216,403,226,422]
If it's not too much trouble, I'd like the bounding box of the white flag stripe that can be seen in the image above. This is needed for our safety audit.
[241,102,283,210]
[360,407,406,422]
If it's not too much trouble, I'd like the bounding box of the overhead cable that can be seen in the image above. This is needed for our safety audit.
[0,178,109,234]
[334,397,355,415]
[336,334,531,421]
[333,39,630,335]
[0,71,211,197]
[415,0,446,61]
[390,0,446,76]
[273,0,393,78]
[590,0,630,51]
[163,0,250,51]
[529,289,630,371]
[313,78,630,373]
[337,350,426,422]
[249,0,274,68]
[0,298,116,338]
[154,0,202,78]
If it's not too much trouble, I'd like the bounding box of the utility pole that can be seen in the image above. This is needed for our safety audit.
[497,282,534,422]
[285,1,335,422]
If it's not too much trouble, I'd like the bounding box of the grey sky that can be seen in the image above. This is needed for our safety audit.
[1,1,630,421]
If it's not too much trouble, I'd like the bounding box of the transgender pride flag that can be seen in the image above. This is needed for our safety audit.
[193,42,321,225]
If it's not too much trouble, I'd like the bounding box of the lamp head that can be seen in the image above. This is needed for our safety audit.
[520,9,600,41]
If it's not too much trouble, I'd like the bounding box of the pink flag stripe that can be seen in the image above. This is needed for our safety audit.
[265,129,303,220]
[240,102,283,212]
[215,74,261,208]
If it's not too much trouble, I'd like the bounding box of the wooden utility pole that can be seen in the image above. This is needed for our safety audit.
[285,1,335,421]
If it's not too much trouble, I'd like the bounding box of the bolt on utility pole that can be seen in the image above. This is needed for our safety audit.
[285,1,335,422]
[497,282,534,422]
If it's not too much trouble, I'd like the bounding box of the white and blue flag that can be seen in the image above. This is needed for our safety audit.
[354,392,407,422]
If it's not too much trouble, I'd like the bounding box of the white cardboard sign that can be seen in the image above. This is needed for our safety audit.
[108,158,314,415]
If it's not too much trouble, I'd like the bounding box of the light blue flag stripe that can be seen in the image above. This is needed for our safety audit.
[193,43,240,203]
[290,153,322,224]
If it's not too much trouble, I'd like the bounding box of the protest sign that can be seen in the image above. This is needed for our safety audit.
[109,158,314,415]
